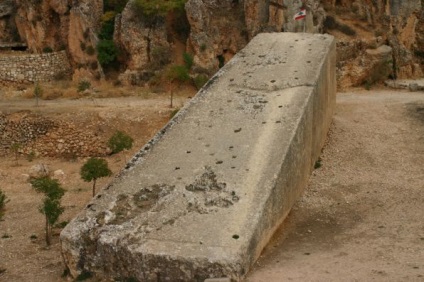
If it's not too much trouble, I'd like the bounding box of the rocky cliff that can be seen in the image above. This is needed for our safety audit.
[0,0,423,88]
[0,0,103,79]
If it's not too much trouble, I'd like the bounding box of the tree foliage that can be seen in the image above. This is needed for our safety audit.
[104,0,129,12]
[166,65,190,83]
[107,130,134,154]
[30,177,65,245]
[97,40,118,67]
[133,0,187,17]
[80,157,112,197]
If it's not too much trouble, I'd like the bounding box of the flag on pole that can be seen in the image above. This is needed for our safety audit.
[294,9,306,20]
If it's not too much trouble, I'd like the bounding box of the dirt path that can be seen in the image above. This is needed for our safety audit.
[247,89,424,281]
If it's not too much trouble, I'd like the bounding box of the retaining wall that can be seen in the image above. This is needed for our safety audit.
[61,32,336,281]
[0,50,71,84]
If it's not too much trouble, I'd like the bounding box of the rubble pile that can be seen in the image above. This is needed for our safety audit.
[0,112,109,158]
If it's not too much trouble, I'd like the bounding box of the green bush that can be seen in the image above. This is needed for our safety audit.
[193,74,209,90]
[99,11,116,40]
[337,23,356,36]
[77,80,91,92]
[85,45,95,56]
[97,40,118,67]
[104,0,129,12]
[133,0,187,18]
[43,46,53,53]
[107,130,134,154]
[183,52,194,70]
[0,189,6,218]
[166,65,190,83]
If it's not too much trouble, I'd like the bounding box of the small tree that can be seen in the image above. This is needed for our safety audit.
[34,82,43,107]
[107,130,134,154]
[30,177,65,246]
[11,142,21,166]
[165,65,190,108]
[80,157,112,197]
[0,189,7,219]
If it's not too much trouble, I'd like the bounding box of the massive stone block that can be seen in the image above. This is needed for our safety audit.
[61,32,336,281]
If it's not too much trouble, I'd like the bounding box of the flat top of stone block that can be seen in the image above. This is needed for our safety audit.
[62,32,334,264]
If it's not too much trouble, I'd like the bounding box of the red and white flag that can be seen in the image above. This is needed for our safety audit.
[294,9,306,20]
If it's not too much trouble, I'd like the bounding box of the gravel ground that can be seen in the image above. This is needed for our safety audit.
[247,89,424,281]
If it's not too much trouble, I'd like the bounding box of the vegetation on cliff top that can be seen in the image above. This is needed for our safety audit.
[133,0,187,17]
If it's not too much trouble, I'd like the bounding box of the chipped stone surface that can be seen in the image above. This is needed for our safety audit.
[61,33,336,281]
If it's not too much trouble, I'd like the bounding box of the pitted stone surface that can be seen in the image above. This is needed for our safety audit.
[61,33,336,281]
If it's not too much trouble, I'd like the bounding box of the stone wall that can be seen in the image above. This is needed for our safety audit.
[0,51,71,84]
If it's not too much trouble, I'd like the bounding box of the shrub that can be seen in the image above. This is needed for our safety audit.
[97,40,118,67]
[80,157,112,196]
[80,42,86,51]
[104,0,129,12]
[0,189,6,218]
[149,46,171,70]
[43,46,53,53]
[183,52,194,70]
[166,65,190,83]
[83,29,90,40]
[337,23,356,36]
[133,0,187,18]
[171,9,190,41]
[107,130,134,154]
[99,11,117,40]
[90,61,98,70]
[170,108,179,119]
[85,45,95,56]
[323,16,356,36]
[77,80,91,92]
[193,74,209,90]
[11,143,21,165]
[363,59,393,88]
[34,82,43,107]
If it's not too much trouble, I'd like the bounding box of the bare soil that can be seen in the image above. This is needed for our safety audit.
[247,89,424,281]
[0,87,423,282]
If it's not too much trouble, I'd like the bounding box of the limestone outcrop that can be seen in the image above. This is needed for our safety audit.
[0,0,16,42]
[5,0,102,74]
[323,0,423,88]
[0,0,423,87]
[114,0,170,84]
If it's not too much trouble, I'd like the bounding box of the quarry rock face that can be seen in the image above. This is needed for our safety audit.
[185,0,249,73]
[61,32,336,281]
[6,0,102,72]
[0,0,16,42]
[0,0,423,86]
[323,0,423,88]
[114,0,170,81]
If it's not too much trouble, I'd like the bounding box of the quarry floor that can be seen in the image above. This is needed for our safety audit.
[0,88,423,281]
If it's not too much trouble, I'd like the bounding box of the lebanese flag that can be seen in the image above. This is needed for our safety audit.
[294,9,306,20]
